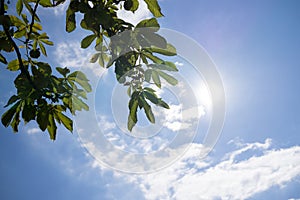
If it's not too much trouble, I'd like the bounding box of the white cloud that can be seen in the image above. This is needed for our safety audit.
[105,139,300,200]
[162,104,205,131]
[27,127,42,134]
[175,61,184,67]
[52,0,69,16]
[54,41,105,77]
[117,0,152,25]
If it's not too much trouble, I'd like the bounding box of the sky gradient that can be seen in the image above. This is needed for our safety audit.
[1,0,300,199]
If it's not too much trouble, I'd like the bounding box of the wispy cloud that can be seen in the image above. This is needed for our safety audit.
[52,0,69,16]
[27,127,42,134]
[101,139,300,200]
[54,41,105,77]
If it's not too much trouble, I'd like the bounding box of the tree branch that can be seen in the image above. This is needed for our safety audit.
[25,0,40,44]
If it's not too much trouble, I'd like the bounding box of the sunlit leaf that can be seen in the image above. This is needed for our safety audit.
[143,0,163,17]
[55,111,73,132]
[39,0,53,7]
[157,70,178,85]
[151,70,161,88]
[16,0,23,16]
[47,112,57,140]
[0,53,7,64]
[150,43,177,56]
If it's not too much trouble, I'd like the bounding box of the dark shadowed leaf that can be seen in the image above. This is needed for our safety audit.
[81,34,97,48]
[22,103,36,123]
[4,95,19,107]
[127,96,138,131]
[37,107,49,131]
[1,101,21,127]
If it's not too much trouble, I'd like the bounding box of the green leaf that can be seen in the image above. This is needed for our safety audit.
[157,70,178,85]
[72,95,89,111]
[81,34,97,49]
[1,101,21,127]
[90,53,100,63]
[4,95,19,107]
[142,51,163,64]
[11,103,22,132]
[127,97,138,131]
[68,72,92,92]
[68,71,89,81]
[22,103,36,123]
[144,69,152,82]
[141,32,167,49]
[136,18,159,30]
[55,111,73,132]
[56,67,70,77]
[149,62,178,72]
[150,43,177,56]
[16,0,23,16]
[37,107,49,131]
[139,96,155,123]
[37,62,52,76]
[157,99,169,109]
[144,87,156,93]
[39,0,52,7]
[66,8,76,32]
[127,86,131,97]
[143,0,163,17]
[33,23,42,31]
[41,39,53,46]
[143,90,158,104]
[0,53,7,64]
[151,70,161,88]
[39,42,47,56]
[47,113,57,140]
[13,28,26,38]
[7,59,20,71]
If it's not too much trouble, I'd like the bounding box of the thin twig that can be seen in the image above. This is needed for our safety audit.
[25,0,40,44]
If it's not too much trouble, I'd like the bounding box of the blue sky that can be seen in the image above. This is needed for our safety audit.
[1,0,300,199]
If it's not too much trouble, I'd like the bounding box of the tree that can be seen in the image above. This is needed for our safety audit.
[0,0,178,140]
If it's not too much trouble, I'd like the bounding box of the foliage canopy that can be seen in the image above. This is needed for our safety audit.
[0,0,179,140]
